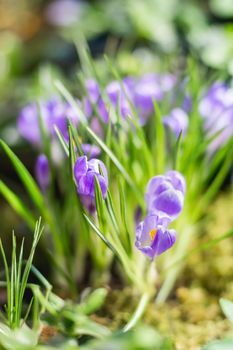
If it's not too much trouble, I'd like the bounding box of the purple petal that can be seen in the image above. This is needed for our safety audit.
[78,172,95,196]
[88,159,108,186]
[74,156,88,182]
[135,214,175,259]
[152,189,184,219]
[79,195,96,214]
[95,174,108,198]
[151,228,176,257]
[166,170,186,195]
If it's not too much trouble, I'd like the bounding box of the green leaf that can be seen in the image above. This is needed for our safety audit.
[220,298,233,324]
[105,191,120,234]
[73,316,110,339]
[119,181,132,254]
[80,288,108,315]
[154,100,165,173]
[202,340,233,350]
[68,124,76,179]
[94,176,106,231]
[173,131,182,170]
[54,126,69,157]
[68,120,83,156]
[83,214,117,255]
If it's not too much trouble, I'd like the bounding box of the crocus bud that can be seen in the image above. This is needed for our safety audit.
[74,156,108,213]
[35,154,50,191]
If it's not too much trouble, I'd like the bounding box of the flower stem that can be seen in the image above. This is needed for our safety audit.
[122,291,151,332]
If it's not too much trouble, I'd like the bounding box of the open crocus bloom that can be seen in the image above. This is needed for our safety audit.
[145,170,186,220]
[135,214,176,260]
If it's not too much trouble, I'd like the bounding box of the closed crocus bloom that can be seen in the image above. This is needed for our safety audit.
[74,156,108,204]
[135,214,176,260]
[163,108,189,138]
[145,171,185,220]
[35,154,50,191]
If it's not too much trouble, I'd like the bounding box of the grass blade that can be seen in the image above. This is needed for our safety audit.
[83,214,117,255]
[0,140,44,214]
[0,181,36,229]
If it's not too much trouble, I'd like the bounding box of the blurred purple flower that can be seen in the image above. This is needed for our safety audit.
[199,82,233,153]
[128,73,176,125]
[18,103,44,145]
[133,74,164,123]
[199,82,229,122]
[82,144,101,158]
[135,214,176,259]
[163,108,189,138]
[35,154,50,191]
[74,156,108,212]
[83,79,109,124]
[17,98,79,145]
[46,0,83,27]
[106,81,132,119]
[83,73,177,127]
[85,79,100,103]
[145,170,186,220]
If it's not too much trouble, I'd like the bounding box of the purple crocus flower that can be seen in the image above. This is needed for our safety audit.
[135,214,176,260]
[163,108,189,138]
[35,154,50,191]
[74,156,108,212]
[145,170,186,220]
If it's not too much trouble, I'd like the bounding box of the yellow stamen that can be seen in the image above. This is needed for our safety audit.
[149,229,157,241]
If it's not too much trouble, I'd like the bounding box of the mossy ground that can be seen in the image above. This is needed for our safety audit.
[101,191,233,350]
